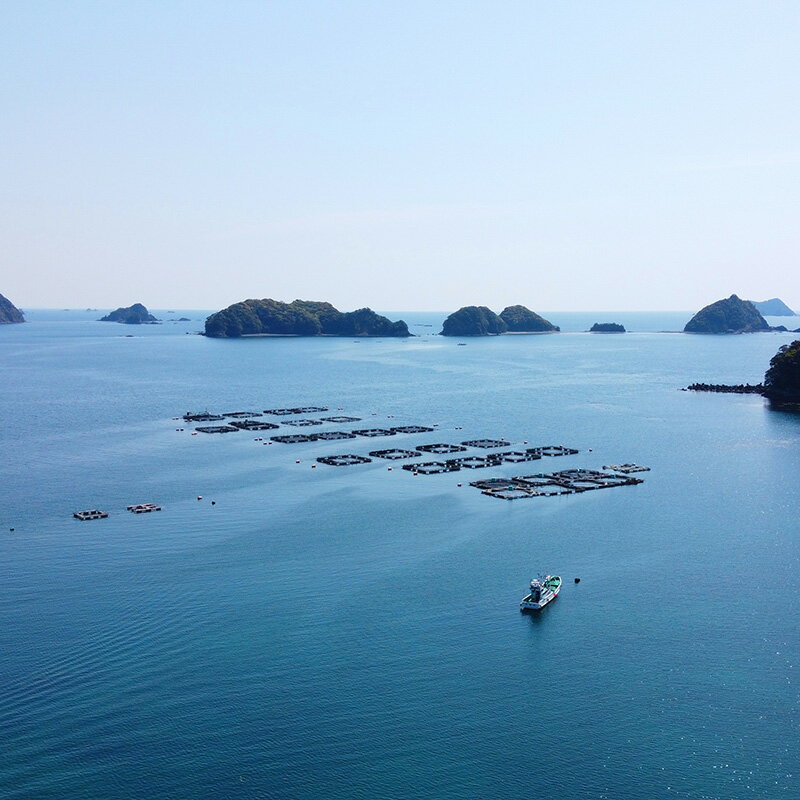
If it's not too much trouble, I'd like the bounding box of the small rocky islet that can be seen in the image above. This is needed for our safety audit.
[590,322,626,333]
[204,299,410,338]
[440,305,558,336]
[0,293,25,324]
[100,303,159,324]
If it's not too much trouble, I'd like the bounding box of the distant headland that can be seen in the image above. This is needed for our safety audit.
[440,305,558,336]
[0,293,24,324]
[204,299,410,338]
[751,298,796,316]
[100,303,159,324]
[684,295,771,334]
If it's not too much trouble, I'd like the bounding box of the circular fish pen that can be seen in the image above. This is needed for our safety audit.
[416,443,467,454]
[316,454,372,466]
[368,448,422,460]
[460,439,510,449]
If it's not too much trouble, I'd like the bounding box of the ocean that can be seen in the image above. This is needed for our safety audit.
[1,309,798,799]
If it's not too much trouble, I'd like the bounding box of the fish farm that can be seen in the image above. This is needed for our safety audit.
[470,469,645,500]
[173,402,648,503]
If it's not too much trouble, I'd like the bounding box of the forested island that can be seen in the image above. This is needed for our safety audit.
[204,299,410,338]
[0,293,24,324]
[441,305,558,336]
[100,303,158,324]
[684,295,771,333]
[590,322,625,333]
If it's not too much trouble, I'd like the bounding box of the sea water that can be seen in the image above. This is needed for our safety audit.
[0,311,798,799]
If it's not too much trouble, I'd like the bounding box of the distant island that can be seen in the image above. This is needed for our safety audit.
[590,322,625,333]
[684,295,771,334]
[441,305,558,336]
[763,340,800,409]
[0,293,24,324]
[751,298,796,316]
[100,303,158,324]
[204,299,410,338]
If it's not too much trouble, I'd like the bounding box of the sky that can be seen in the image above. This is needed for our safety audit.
[2,0,799,312]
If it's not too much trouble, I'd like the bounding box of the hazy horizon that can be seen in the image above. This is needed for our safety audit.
[3,2,800,311]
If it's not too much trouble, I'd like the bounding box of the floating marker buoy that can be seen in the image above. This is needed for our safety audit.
[211,501,216,505]
[387,467,392,471]
[311,464,316,469]
[9,528,14,532]
[457,483,462,487]
[296,460,300,464]
[197,496,203,501]
[574,577,581,583]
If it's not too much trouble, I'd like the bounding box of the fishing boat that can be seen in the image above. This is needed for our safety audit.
[520,574,562,611]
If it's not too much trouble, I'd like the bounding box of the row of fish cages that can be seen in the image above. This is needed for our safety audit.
[268,426,436,444]
[181,406,332,422]
[470,469,646,500]
[190,423,435,437]
[314,445,578,471]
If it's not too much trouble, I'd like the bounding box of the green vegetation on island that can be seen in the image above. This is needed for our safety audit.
[499,305,559,332]
[0,293,24,324]
[590,322,625,333]
[763,340,800,409]
[684,295,770,333]
[751,298,796,316]
[204,299,410,338]
[441,306,507,336]
[441,304,558,335]
[100,303,158,324]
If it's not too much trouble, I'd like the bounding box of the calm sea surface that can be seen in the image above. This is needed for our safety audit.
[1,310,798,799]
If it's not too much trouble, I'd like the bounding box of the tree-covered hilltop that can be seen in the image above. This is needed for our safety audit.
[684,295,770,333]
[763,340,800,408]
[440,306,507,336]
[99,303,158,324]
[204,299,411,338]
[751,298,796,316]
[499,305,559,332]
[590,322,625,333]
[0,293,25,324]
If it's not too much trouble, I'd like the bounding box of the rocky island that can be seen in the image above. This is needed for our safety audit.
[763,340,800,409]
[499,305,559,332]
[684,295,770,333]
[441,305,557,336]
[100,303,158,324]
[441,306,507,336]
[204,299,410,338]
[590,322,625,333]
[751,298,796,316]
[0,293,24,324]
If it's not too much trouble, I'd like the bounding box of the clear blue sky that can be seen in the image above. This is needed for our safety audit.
[2,1,799,311]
